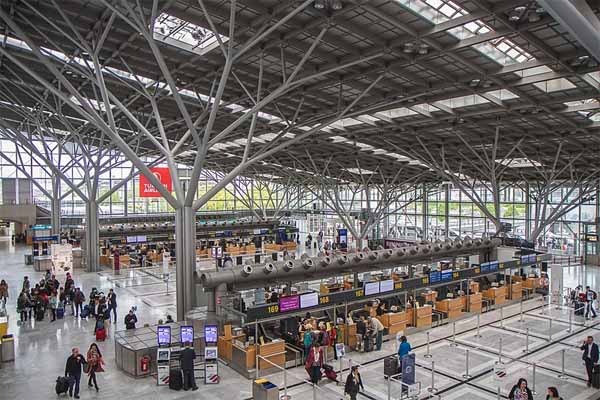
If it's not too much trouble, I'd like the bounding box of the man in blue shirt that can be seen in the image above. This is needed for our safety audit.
[398,335,411,364]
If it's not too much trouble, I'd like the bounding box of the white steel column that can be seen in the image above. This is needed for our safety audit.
[85,200,100,273]
[175,206,197,320]
[51,177,61,235]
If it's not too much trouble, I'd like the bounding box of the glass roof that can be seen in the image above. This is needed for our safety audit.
[153,13,228,56]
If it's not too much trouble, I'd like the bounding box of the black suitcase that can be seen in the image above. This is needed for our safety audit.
[575,301,585,316]
[363,335,373,353]
[384,356,398,378]
[36,308,45,321]
[55,376,70,395]
[593,366,600,389]
[169,369,183,391]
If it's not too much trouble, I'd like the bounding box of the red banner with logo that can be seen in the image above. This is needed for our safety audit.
[139,167,172,197]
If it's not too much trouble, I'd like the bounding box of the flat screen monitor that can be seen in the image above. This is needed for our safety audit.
[279,295,300,312]
[126,236,137,244]
[204,325,218,344]
[489,261,499,272]
[429,271,441,284]
[521,255,529,263]
[300,292,319,309]
[380,279,394,293]
[364,282,380,296]
[157,325,171,346]
[481,263,491,273]
[136,235,147,243]
[180,326,194,344]
[440,270,453,282]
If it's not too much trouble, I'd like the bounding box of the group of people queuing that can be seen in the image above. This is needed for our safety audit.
[16,272,73,323]
[354,315,385,352]
[508,378,564,400]
[64,344,105,398]
[299,313,344,359]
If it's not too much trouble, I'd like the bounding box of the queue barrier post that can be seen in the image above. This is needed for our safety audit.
[451,322,458,347]
[424,331,432,358]
[500,305,504,328]
[523,328,530,353]
[462,349,471,379]
[568,310,573,333]
[548,318,553,341]
[520,299,524,322]
[476,313,481,338]
[428,361,437,393]
[532,363,538,395]
[558,348,568,380]
[497,386,501,400]
[498,337,503,364]
[312,383,317,400]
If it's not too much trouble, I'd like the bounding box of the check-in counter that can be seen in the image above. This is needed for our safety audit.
[510,282,523,299]
[470,282,480,293]
[320,283,344,294]
[258,340,286,370]
[436,298,463,319]
[415,305,433,328]
[406,307,414,327]
[339,323,357,348]
[379,312,407,335]
[423,291,438,304]
[217,333,246,362]
[231,343,257,376]
[523,277,539,290]
[469,292,483,312]
[483,287,505,306]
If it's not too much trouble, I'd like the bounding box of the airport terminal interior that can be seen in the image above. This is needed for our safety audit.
[1,0,600,399]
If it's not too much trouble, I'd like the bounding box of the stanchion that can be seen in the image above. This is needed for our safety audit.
[476,313,481,338]
[500,305,504,328]
[312,383,317,400]
[548,318,553,341]
[387,373,391,400]
[338,356,343,387]
[462,349,472,379]
[450,322,458,347]
[498,337,503,364]
[428,361,437,393]
[424,331,432,358]
[558,349,568,379]
[283,367,288,400]
[497,386,501,400]
[523,328,530,353]
[532,363,538,395]
[568,310,573,333]
[520,299,524,322]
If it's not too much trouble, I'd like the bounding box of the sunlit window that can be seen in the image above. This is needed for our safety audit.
[153,13,228,56]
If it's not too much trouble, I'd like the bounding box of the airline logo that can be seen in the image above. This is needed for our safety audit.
[139,167,172,197]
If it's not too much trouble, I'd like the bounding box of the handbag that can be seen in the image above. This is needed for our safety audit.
[83,364,90,374]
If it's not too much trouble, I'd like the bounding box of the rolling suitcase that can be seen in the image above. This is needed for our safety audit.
[593,366,600,389]
[81,305,90,318]
[96,328,106,341]
[363,335,373,353]
[575,301,585,316]
[384,356,399,378]
[35,308,45,321]
[55,376,70,395]
[169,369,183,390]
[57,307,65,319]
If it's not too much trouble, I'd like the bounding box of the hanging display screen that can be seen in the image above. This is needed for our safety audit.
[279,295,300,312]
[379,280,394,293]
[364,282,380,296]
[429,271,441,284]
[300,292,319,309]
[440,270,453,282]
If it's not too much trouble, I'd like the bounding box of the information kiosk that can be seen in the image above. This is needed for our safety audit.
[204,325,219,384]
[156,325,172,386]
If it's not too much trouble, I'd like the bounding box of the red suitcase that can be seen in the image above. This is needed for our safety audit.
[96,328,106,341]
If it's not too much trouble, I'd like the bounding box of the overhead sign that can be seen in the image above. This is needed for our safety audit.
[139,167,172,197]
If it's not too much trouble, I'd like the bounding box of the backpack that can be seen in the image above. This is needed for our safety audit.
[593,291,597,300]
[303,331,312,347]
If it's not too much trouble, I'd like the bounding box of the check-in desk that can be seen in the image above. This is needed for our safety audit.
[231,343,257,376]
[340,323,357,348]
[415,305,433,328]
[320,283,344,294]
[483,287,506,306]
[378,312,407,335]
[258,340,286,370]
[466,292,482,312]
[218,333,246,362]
[510,282,523,299]
[470,282,480,293]
[423,291,438,304]
[523,277,539,291]
[436,298,463,319]
[406,307,414,327]
[231,340,286,377]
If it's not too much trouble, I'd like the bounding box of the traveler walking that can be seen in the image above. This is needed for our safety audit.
[107,289,117,323]
[17,291,30,322]
[86,343,104,392]
[124,308,138,329]
[64,347,87,399]
[305,343,324,384]
[508,378,533,400]
[581,335,599,387]
[585,286,597,319]
[0,279,8,304]
[73,288,85,318]
[398,335,412,364]
[49,291,58,322]
[546,387,563,400]
[22,276,30,292]
[180,342,198,391]
[344,366,364,400]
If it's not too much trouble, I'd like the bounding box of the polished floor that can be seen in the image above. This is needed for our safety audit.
[1,239,600,399]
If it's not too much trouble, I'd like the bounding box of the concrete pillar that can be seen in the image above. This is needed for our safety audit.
[85,200,100,272]
[175,206,197,320]
[51,177,61,236]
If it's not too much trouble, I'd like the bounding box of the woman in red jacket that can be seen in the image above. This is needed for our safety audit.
[305,343,324,384]
[86,343,105,391]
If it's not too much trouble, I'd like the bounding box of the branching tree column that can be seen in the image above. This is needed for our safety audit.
[51,176,61,236]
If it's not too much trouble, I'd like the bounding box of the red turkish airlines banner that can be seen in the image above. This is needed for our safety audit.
[139,167,173,197]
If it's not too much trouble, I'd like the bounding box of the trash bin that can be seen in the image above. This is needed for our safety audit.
[252,379,279,400]
[1,334,15,362]
[24,254,33,265]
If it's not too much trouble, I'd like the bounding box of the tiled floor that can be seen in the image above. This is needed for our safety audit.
[2,239,600,399]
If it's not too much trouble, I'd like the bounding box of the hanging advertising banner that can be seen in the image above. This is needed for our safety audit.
[139,167,172,197]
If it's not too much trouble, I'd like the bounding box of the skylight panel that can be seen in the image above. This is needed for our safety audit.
[375,107,418,120]
[496,158,542,168]
[397,0,466,24]
[533,78,576,93]
[485,89,519,101]
[435,94,489,109]
[344,167,374,175]
[153,13,228,56]
[330,118,364,129]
